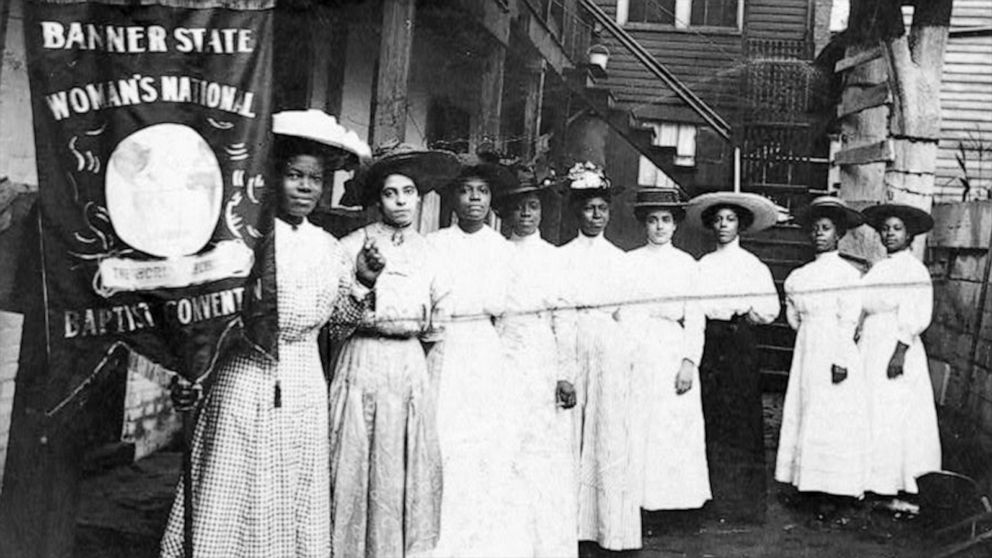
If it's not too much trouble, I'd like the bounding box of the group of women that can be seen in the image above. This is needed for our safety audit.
[159,109,942,558]
[775,197,942,519]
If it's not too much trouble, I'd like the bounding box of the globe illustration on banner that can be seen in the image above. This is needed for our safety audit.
[105,123,223,258]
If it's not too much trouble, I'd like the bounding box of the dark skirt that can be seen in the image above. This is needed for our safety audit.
[699,316,767,523]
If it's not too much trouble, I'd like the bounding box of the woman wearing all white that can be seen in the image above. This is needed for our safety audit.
[559,163,641,551]
[775,197,871,514]
[858,203,941,503]
[623,187,710,513]
[427,161,526,557]
[494,173,578,557]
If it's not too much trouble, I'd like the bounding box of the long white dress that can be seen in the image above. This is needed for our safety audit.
[775,251,870,497]
[859,248,941,495]
[500,231,578,558]
[427,225,527,558]
[560,232,640,551]
[328,222,443,558]
[623,242,711,510]
[161,218,368,558]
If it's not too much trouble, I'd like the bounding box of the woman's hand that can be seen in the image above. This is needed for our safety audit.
[556,380,577,409]
[887,342,909,379]
[675,359,695,395]
[356,238,385,288]
[831,364,848,384]
[169,376,201,411]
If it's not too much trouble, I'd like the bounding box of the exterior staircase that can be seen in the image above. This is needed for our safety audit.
[742,181,818,391]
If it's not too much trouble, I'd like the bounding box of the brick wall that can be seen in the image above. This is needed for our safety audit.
[924,201,992,482]
[121,351,181,461]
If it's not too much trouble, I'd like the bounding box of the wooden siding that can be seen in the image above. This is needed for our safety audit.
[593,0,813,121]
[746,0,809,41]
[934,0,992,202]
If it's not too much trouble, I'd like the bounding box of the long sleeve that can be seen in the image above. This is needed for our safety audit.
[420,249,450,344]
[896,257,933,347]
[550,249,578,384]
[834,269,862,369]
[783,273,801,331]
[326,248,373,340]
[681,260,705,366]
[747,259,781,325]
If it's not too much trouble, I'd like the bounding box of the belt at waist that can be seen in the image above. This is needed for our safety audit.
[707,314,749,325]
[354,328,420,340]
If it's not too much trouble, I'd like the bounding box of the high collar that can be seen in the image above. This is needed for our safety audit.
[575,231,605,248]
[377,220,414,234]
[510,231,542,244]
[815,249,840,261]
[644,240,675,253]
[276,211,305,229]
[887,247,913,259]
[275,215,311,233]
[714,236,742,252]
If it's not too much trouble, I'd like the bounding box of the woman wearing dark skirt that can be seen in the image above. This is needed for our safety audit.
[685,192,781,524]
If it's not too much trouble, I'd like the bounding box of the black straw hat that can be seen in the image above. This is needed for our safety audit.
[346,143,460,207]
[862,203,934,236]
[796,196,865,230]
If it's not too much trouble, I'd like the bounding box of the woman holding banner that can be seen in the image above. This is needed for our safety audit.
[160,110,379,558]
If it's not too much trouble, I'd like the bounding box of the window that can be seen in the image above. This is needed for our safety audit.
[618,0,741,29]
[644,121,697,166]
[627,0,676,25]
[690,0,738,27]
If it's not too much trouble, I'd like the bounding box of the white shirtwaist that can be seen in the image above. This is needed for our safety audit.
[695,236,779,522]
[500,231,578,558]
[560,232,640,551]
[859,249,941,495]
[623,242,711,510]
[775,251,870,497]
[696,237,781,323]
[426,225,528,558]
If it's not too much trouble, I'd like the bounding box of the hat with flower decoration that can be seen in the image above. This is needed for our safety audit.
[566,161,615,202]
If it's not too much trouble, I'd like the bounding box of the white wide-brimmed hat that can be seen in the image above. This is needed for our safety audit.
[272,109,372,162]
[685,191,779,233]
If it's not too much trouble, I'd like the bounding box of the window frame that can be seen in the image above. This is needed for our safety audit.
[616,0,743,33]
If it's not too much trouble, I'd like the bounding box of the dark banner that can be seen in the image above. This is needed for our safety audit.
[24,0,277,418]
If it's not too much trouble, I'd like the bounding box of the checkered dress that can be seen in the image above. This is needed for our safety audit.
[161,220,367,558]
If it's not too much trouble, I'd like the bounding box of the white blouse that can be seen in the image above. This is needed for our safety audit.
[505,231,576,382]
[783,250,862,368]
[624,242,705,365]
[558,233,629,313]
[428,225,511,325]
[340,221,438,337]
[861,249,933,346]
[696,237,780,323]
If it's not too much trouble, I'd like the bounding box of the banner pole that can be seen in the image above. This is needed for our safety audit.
[171,377,200,558]
[182,409,194,558]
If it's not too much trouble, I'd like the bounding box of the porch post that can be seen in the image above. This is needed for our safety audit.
[371,0,416,148]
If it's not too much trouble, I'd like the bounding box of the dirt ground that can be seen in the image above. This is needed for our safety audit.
[72,395,979,558]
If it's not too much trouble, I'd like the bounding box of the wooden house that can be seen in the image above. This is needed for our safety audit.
[932,0,992,202]
[272,0,665,245]
[585,0,835,381]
